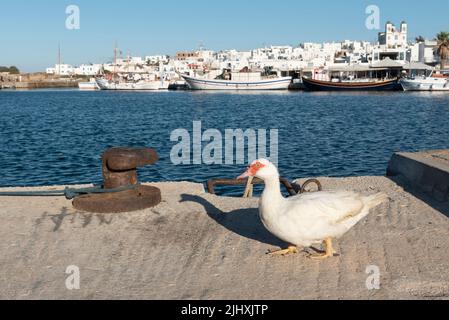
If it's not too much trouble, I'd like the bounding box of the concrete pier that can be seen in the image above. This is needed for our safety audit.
[387,150,449,202]
[12,80,79,89]
[1,177,449,300]
[1,73,80,89]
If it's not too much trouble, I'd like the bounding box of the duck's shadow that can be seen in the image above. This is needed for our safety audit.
[180,194,287,248]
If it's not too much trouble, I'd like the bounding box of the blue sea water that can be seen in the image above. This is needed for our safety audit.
[0,89,448,195]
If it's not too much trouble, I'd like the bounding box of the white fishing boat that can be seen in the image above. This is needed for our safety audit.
[78,78,100,90]
[96,78,169,90]
[181,70,292,90]
[400,72,449,91]
[96,43,169,91]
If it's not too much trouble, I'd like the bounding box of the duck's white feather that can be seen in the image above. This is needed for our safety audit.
[260,191,387,247]
[252,160,388,247]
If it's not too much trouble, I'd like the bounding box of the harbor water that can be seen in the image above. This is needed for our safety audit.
[1,89,448,195]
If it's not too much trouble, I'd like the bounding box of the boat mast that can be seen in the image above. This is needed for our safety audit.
[113,41,118,80]
[127,50,130,74]
[58,43,61,77]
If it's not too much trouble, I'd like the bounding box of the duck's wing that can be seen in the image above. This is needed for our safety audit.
[284,191,365,224]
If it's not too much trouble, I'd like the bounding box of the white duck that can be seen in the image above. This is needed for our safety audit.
[238,159,388,260]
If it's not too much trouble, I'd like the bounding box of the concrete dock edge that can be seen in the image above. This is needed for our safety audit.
[387,150,449,202]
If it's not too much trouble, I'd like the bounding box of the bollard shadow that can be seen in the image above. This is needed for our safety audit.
[388,175,449,219]
[180,194,287,247]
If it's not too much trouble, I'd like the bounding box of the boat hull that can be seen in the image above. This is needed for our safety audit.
[302,77,400,91]
[78,82,100,90]
[182,75,292,90]
[400,78,449,91]
[96,79,169,90]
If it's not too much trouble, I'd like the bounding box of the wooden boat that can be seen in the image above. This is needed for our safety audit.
[96,78,169,90]
[182,73,292,90]
[302,77,400,91]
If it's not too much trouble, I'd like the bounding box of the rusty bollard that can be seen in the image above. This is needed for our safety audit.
[73,147,162,213]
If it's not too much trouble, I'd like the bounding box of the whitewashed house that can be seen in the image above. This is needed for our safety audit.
[418,40,439,65]
[46,64,75,76]
[145,55,169,64]
[74,64,102,76]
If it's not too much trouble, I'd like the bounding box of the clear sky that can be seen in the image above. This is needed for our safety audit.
[1,0,448,72]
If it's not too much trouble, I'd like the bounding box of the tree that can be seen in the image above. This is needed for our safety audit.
[8,66,20,74]
[0,66,20,74]
[436,31,449,69]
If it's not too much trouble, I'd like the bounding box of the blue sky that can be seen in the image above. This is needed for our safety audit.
[1,0,448,72]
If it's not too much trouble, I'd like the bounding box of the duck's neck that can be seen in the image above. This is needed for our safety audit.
[261,175,285,207]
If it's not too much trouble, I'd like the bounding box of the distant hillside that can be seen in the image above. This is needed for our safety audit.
[0,66,20,74]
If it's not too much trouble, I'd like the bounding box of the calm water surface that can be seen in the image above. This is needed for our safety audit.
[0,89,448,195]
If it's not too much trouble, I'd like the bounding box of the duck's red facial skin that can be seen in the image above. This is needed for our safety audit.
[237,161,266,180]
[248,161,266,176]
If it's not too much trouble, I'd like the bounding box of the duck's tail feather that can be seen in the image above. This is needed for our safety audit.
[363,193,389,209]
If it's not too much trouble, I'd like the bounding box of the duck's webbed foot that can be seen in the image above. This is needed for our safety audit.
[309,238,337,260]
[267,245,299,256]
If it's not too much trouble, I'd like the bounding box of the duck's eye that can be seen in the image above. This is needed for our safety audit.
[255,162,261,168]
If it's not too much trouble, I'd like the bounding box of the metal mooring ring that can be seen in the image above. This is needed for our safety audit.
[292,179,323,194]
[207,177,322,197]
[299,179,323,194]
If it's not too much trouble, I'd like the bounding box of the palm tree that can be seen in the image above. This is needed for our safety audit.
[436,31,449,69]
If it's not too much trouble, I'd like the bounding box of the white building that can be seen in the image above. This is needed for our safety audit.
[116,56,145,66]
[378,21,408,48]
[46,63,101,76]
[418,40,439,65]
[371,21,409,63]
[46,64,75,76]
[145,55,169,64]
[74,64,102,76]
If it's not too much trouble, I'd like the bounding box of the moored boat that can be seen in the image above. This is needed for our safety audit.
[302,77,400,91]
[78,78,100,90]
[181,71,292,90]
[96,43,169,91]
[400,72,449,91]
[96,78,169,90]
